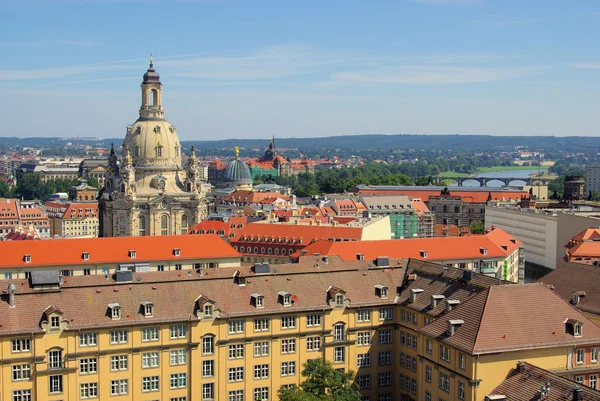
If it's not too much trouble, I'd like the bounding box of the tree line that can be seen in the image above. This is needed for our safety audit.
[0,173,99,202]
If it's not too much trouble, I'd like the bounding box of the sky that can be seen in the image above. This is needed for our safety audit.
[0,0,599,140]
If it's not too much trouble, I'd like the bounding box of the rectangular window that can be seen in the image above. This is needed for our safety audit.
[12,364,31,381]
[439,372,450,392]
[379,329,392,344]
[142,376,159,392]
[426,365,432,383]
[79,358,97,374]
[170,373,187,389]
[110,355,128,371]
[357,309,371,322]
[229,343,245,359]
[202,360,215,377]
[281,316,296,329]
[170,325,187,339]
[306,314,322,327]
[426,339,433,354]
[357,353,371,368]
[591,375,598,390]
[170,349,187,365]
[281,361,296,376]
[11,338,31,353]
[13,390,32,401]
[49,375,63,393]
[254,364,269,379]
[577,349,585,365]
[79,332,97,347]
[229,390,244,401]
[110,330,128,344]
[379,307,393,321]
[111,379,128,395]
[202,383,214,400]
[228,320,245,334]
[412,334,417,350]
[334,346,345,363]
[307,336,321,351]
[202,337,214,354]
[378,372,392,387]
[80,382,98,399]
[425,391,432,401]
[459,353,466,369]
[254,341,269,357]
[458,381,465,400]
[357,374,371,389]
[378,351,392,365]
[253,387,269,401]
[592,348,599,363]
[142,352,159,368]
[281,339,296,354]
[49,350,62,369]
[229,367,244,382]
[576,375,585,384]
[50,316,60,329]
[440,345,451,362]
[357,331,371,346]
[142,327,159,341]
[254,318,270,332]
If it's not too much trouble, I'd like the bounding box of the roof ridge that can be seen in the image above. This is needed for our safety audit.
[471,287,493,354]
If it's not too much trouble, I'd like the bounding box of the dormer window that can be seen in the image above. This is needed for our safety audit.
[575,323,582,336]
[141,301,153,317]
[375,285,389,299]
[24,254,31,263]
[566,318,584,337]
[82,252,90,261]
[252,294,264,308]
[50,316,60,329]
[572,291,586,305]
[420,250,428,258]
[129,250,136,259]
[173,248,180,257]
[204,304,213,317]
[278,291,293,306]
[336,294,344,306]
[108,303,121,320]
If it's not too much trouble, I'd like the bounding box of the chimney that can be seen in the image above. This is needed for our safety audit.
[410,288,424,303]
[447,319,464,336]
[431,294,445,308]
[491,225,496,231]
[462,269,475,282]
[516,361,525,372]
[8,283,16,308]
[573,385,583,401]
[446,299,460,312]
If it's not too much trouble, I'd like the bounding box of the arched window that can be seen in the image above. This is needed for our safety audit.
[275,248,280,255]
[208,229,215,234]
[261,247,266,254]
[333,323,346,341]
[281,249,287,255]
[217,230,225,236]
[150,89,158,106]
[139,215,146,236]
[442,205,448,213]
[118,216,126,236]
[134,146,140,157]
[254,247,259,254]
[181,215,188,235]
[156,145,163,158]
[199,229,205,234]
[240,246,245,252]
[268,248,273,254]
[160,215,168,236]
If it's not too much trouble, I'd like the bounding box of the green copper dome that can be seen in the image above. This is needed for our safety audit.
[223,158,252,186]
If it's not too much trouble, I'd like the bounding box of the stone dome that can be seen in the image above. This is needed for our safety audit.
[124,120,182,170]
[223,159,252,187]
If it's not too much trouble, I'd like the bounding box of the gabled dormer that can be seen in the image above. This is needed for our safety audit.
[233,271,246,286]
[140,300,154,317]
[129,250,136,259]
[251,293,264,309]
[278,291,294,306]
[195,295,218,319]
[173,248,181,257]
[42,305,64,331]
[375,285,389,299]
[24,254,31,263]
[565,318,584,337]
[108,303,121,320]
[82,252,90,261]
[572,291,586,305]
[327,286,347,308]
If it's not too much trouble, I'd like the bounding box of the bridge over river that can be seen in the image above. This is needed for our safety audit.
[435,175,556,187]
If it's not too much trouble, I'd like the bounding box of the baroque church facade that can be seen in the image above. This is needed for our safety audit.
[99,60,210,237]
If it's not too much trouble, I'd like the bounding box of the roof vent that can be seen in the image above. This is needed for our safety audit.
[447,319,464,336]
[376,256,390,267]
[431,294,445,309]
[420,250,428,258]
[485,395,507,401]
[410,288,424,303]
[8,283,16,308]
[446,299,460,312]
[501,245,508,251]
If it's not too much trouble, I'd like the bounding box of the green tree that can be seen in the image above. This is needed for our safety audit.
[278,359,361,401]
[470,220,485,234]
[87,176,100,188]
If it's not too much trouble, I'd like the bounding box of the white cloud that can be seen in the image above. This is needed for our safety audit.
[569,63,600,70]
[0,39,97,47]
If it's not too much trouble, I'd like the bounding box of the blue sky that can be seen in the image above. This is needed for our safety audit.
[1,0,599,140]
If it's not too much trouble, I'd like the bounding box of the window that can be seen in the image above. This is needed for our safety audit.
[229,320,244,334]
[439,372,450,392]
[576,375,585,384]
[110,355,128,371]
[48,350,62,369]
[229,390,244,401]
[378,372,392,387]
[426,365,432,383]
[459,353,466,369]
[334,323,346,341]
[379,307,393,321]
[440,344,451,362]
[111,305,121,320]
[170,325,187,339]
[49,375,63,393]
[378,395,392,401]
[253,387,269,401]
[229,367,244,382]
[281,339,296,354]
[593,348,599,363]
[357,375,371,389]
[335,293,344,306]
[142,327,159,342]
[458,381,465,400]
[12,390,31,401]
[307,336,321,351]
[50,315,60,329]
[202,360,215,378]
[306,314,322,326]
[379,330,392,344]
[357,353,371,368]
[575,323,582,336]
[181,215,188,235]
[254,318,270,332]
[79,358,97,374]
[12,338,30,352]
[425,391,432,401]
[281,316,296,329]
[357,331,371,346]
[142,352,159,368]
[144,304,153,317]
[576,348,585,365]
[254,364,269,379]
[202,336,214,354]
[357,309,371,322]
[281,361,296,376]
[80,382,98,398]
[334,346,345,363]
[12,364,31,381]
[138,215,146,236]
[204,304,213,317]
[426,339,433,354]
[254,341,269,357]
[591,375,598,390]
[170,373,187,388]
[111,379,128,395]
[202,383,214,400]
[160,214,168,236]
[110,330,128,344]
[229,344,244,359]
[142,376,159,392]
[170,349,187,365]
[378,351,392,365]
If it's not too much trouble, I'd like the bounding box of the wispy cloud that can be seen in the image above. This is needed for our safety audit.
[569,63,600,70]
[0,39,97,47]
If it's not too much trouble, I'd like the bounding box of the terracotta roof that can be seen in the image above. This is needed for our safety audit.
[293,227,521,261]
[488,361,600,400]
[4,225,42,240]
[0,234,241,269]
[62,203,98,219]
[419,283,600,355]
[357,188,527,203]
[231,223,364,244]
[0,258,405,334]
[540,262,600,316]
[224,191,287,204]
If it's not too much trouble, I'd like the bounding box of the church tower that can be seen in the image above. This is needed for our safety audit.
[99,58,210,237]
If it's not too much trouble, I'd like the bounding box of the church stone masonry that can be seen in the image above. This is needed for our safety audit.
[100,59,210,237]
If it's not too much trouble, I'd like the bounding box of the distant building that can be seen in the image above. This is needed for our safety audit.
[360,194,434,238]
[565,175,586,201]
[16,163,79,183]
[0,199,50,238]
[588,166,600,195]
[68,179,97,201]
[78,158,108,185]
[564,227,600,264]
[44,202,99,238]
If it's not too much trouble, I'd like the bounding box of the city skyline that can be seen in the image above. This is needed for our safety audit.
[1,0,599,139]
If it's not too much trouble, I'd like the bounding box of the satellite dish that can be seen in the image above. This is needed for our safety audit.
[291,295,298,302]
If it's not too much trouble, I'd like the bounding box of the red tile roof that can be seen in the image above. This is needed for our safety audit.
[231,223,364,245]
[357,188,527,203]
[0,234,241,269]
